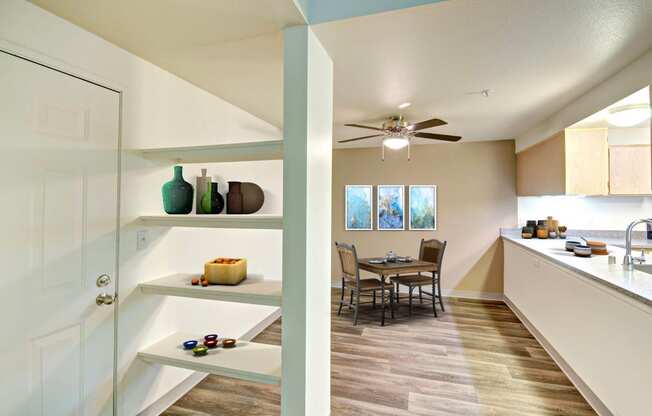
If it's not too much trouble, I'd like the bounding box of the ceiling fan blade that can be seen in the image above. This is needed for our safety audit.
[338,134,383,143]
[408,118,447,131]
[344,123,384,131]
[414,132,461,142]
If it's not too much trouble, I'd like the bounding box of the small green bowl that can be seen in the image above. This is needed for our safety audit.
[192,345,208,356]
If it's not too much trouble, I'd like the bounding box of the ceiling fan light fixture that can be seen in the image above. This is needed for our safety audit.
[383,136,409,150]
[607,104,651,127]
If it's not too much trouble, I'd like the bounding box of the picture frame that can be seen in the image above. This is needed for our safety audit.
[409,185,437,230]
[345,185,373,230]
[377,185,405,230]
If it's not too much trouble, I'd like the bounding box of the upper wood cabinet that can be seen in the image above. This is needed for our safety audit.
[516,129,609,196]
[609,144,652,195]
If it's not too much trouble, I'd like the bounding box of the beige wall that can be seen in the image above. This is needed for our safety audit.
[332,140,517,298]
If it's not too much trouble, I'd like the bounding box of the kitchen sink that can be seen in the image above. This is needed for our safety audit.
[633,264,652,275]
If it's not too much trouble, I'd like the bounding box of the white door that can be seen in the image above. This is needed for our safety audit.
[0,50,120,416]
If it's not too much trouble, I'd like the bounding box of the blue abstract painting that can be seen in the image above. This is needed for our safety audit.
[409,185,437,230]
[345,185,372,230]
[377,185,404,230]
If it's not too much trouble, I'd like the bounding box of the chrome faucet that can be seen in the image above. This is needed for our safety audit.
[623,219,652,270]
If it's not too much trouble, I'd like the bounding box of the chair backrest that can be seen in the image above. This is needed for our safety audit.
[419,238,447,273]
[335,241,360,283]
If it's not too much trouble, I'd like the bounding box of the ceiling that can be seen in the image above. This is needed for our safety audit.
[570,86,650,129]
[31,0,652,147]
[313,0,652,147]
[29,0,305,128]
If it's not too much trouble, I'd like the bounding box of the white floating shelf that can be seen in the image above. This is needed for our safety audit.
[139,214,283,229]
[139,273,282,307]
[139,140,283,164]
[138,332,282,384]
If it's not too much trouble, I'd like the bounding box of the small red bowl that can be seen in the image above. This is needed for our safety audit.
[204,339,218,349]
[204,334,218,341]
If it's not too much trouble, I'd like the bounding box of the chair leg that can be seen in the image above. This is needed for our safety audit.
[349,289,353,309]
[372,290,376,309]
[395,282,400,304]
[408,285,414,317]
[389,287,395,319]
[431,280,438,318]
[338,279,345,316]
[381,284,386,326]
[353,290,360,326]
[437,277,445,312]
[419,286,423,304]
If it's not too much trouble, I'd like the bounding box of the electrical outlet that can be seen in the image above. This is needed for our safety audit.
[137,230,149,250]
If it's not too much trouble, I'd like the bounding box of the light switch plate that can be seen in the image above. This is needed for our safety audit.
[137,230,149,250]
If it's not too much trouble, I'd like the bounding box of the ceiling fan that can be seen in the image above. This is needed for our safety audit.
[339,115,461,160]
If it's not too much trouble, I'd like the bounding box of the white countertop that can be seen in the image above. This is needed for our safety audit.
[502,234,652,307]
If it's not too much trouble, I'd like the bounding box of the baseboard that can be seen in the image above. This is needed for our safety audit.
[503,296,613,416]
[441,289,504,301]
[331,280,504,301]
[137,307,281,416]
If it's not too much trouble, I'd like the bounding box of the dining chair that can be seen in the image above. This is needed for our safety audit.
[390,238,446,317]
[335,242,395,326]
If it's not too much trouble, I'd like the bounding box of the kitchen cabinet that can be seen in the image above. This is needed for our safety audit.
[516,129,609,196]
[609,144,652,195]
[504,239,652,416]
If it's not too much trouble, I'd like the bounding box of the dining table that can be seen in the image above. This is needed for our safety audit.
[358,258,437,325]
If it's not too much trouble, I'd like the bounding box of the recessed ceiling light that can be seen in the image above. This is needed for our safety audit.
[398,102,411,109]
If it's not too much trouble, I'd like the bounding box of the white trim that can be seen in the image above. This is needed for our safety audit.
[440,289,504,301]
[504,296,612,416]
[377,184,405,230]
[0,39,126,93]
[344,185,373,230]
[136,372,207,416]
[408,185,437,231]
[136,307,281,416]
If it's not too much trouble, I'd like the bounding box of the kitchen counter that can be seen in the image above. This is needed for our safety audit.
[502,233,652,307]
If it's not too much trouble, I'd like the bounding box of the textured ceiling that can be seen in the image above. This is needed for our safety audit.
[31,0,652,147]
[312,0,652,147]
[29,0,305,128]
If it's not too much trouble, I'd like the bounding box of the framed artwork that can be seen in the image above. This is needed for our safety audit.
[345,185,373,230]
[377,185,404,230]
[409,185,437,230]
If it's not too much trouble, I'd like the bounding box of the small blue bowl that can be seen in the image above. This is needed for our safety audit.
[204,334,218,341]
[183,340,198,350]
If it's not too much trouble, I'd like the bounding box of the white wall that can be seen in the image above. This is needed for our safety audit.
[0,1,283,414]
[517,48,652,152]
[518,195,652,230]
[608,127,650,145]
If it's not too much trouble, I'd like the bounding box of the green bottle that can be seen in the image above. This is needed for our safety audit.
[201,182,225,214]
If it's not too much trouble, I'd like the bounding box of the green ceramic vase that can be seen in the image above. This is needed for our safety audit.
[162,166,193,214]
[201,182,225,214]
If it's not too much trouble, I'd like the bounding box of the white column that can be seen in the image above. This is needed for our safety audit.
[282,25,333,416]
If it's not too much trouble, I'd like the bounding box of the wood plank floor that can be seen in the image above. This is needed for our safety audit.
[163,290,596,415]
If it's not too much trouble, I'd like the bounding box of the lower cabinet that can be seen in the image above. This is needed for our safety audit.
[504,240,652,416]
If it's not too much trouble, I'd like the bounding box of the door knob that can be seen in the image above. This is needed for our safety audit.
[96,293,116,306]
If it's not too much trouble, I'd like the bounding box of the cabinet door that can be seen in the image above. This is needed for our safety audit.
[609,145,652,195]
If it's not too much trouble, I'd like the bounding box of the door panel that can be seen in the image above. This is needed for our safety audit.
[0,51,120,416]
